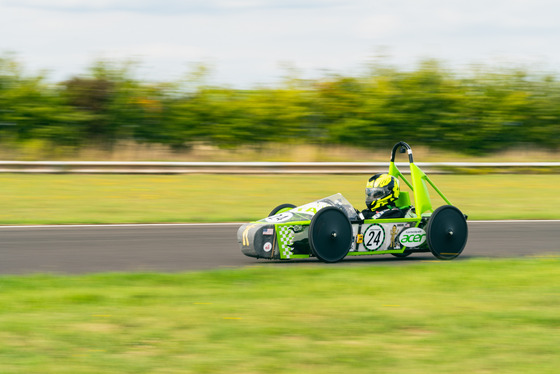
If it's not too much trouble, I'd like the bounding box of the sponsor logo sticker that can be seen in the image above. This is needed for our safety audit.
[263,242,273,252]
[398,228,426,247]
[264,212,293,223]
[242,224,257,246]
[356,234,363,244]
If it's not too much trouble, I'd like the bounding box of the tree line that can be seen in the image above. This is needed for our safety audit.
[1,54,559,156]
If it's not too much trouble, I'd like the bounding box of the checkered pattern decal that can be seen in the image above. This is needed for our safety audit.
[277,225,295,259]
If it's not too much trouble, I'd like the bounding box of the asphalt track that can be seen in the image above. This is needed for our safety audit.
[1,221,559,274]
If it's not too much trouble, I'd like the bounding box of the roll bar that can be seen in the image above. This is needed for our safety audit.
[388,141,453,214]
[390,141,413,163]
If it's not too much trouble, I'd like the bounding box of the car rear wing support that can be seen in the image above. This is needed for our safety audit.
[388,142,453,216]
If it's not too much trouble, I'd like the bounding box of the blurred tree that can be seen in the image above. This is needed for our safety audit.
[1,54,559,157]
[61,60,147,149]
[0,53,85,150]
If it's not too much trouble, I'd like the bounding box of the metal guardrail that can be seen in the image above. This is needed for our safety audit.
[0,161,559,174]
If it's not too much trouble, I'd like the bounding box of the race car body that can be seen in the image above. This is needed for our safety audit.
[237,142,468,262]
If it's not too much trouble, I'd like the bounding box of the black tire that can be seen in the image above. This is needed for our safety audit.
[426,205,468,260]
[268,203,296,217]
[309,207,353,263]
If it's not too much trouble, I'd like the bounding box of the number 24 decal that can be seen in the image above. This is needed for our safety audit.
[363,224,385,250]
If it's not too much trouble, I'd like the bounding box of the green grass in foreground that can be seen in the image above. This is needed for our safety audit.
[0,174,559,224]
[0,258,559,373]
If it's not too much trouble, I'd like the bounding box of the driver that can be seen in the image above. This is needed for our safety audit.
[361,173,403,219]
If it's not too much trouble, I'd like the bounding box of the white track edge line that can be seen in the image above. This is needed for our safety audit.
[0,223,245,229]
[0,220,559,229]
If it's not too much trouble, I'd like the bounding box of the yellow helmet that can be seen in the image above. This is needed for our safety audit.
[365,173,400,211]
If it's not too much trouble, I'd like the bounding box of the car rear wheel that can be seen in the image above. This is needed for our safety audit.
[268,203,296,217]
[309,207,352,263]
[426,205,468,260]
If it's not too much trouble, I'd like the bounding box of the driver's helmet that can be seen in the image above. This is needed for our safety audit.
[365,173,400,211]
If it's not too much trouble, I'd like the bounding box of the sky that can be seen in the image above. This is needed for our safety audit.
[1,0,559,87]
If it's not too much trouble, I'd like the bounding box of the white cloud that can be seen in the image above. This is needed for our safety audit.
[1,0,560,86]
[0,0,348,13]
[354,15,402,39]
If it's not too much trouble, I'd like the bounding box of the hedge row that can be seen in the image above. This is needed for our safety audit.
[1,55,559,155]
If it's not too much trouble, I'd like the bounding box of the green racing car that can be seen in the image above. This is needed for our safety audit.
[237,141,468,263]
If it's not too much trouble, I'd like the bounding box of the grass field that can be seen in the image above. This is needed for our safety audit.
[0,174,559,224]
[1,172,559,372]
[0,258,559,373]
